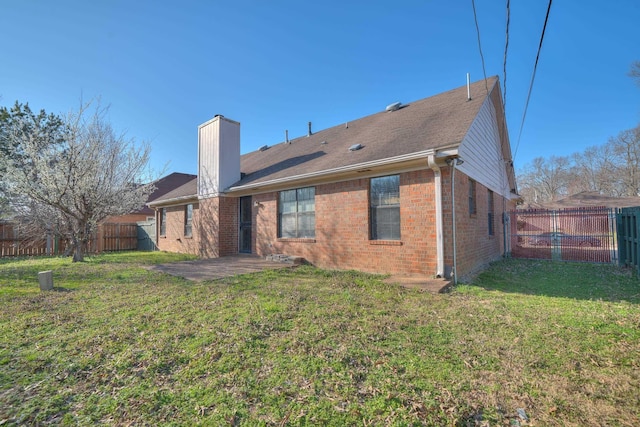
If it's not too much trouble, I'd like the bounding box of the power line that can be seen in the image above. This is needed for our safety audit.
[513,0,553,160]
[471,0,489,96]
[503,0,510,111]
[500,0,514,194]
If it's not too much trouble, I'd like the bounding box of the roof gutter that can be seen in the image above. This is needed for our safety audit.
[148,194,198,208]
[227,148,446,194]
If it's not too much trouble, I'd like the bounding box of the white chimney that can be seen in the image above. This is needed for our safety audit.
[197,115,240,198]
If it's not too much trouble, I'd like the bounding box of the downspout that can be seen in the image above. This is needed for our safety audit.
[427,155,445,278]
[450,160,459,285]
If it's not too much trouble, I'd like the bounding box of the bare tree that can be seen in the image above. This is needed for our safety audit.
[630,61,640,87]
[518,156,571,204]
[3,102,156,261]
[517,123,640,205]
[609,125,640,197]
[569,144,618,195]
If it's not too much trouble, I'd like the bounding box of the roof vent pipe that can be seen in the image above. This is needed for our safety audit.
[386,102,402,112]
[308,121,312,137]
[285,130,289,144]
[466,73,471,101]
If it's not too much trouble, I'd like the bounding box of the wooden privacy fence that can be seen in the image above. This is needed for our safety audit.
[508,207,617,264]
[617,207,640,273]
[0,222,138,257]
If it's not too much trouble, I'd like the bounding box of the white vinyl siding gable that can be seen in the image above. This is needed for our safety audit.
[457,95,511,198]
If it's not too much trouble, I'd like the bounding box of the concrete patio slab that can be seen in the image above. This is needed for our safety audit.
[149,254,453,294]
[383,275,453,293]
[147,255,291,282]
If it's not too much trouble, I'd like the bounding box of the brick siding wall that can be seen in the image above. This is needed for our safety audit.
[157,197,239,258]
[253,170,439,276]
[218,196,239,256]
[443,169,514,280]
[156,168,514,279]
[156,203,201,255]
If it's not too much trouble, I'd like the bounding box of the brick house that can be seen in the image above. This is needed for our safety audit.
[105,172,196,223]
[149,76,518,281]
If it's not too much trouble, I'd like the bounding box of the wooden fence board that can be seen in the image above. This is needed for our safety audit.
[0,222,140,257]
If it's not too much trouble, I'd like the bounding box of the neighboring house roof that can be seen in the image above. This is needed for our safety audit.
[151,76,511,206]
[136,172,197,213]
[150,177,198,206]
[148,172,197,202]
[531,191,640,210]
[232,76,499,191]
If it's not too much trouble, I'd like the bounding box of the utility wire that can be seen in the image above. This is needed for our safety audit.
[503,0,510,111]
[471,0,489,96]
[513,0,553,160]
[500,0,514,194]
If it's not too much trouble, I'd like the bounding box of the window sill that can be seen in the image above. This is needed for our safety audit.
[369,240,403,246]
[277,238,316,243]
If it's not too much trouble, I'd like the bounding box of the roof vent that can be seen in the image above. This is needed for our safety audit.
[259,145,269,152]
[214,114,224,118]
[349,143,363,151]
[386,102,402,112]
[320,141,327,145]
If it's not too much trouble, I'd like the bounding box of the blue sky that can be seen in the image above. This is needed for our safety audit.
[1,1,638,176]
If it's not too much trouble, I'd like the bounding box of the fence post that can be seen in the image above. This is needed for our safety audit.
[635,210,640,275]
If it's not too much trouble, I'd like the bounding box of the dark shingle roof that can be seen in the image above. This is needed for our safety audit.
[148,172,197,202]
[135,172,197,213]
[152,76,500,204]
[234,76,498,188]
[150,177,197,204]
[533,192,640,209]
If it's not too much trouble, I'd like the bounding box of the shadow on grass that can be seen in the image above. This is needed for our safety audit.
[467,258,640,304]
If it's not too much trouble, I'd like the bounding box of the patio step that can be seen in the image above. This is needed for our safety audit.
[265,254,306,265]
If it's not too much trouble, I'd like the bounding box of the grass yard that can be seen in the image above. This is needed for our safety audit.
[1,253,639,426]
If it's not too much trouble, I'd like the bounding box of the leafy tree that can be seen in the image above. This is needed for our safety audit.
[0,102,66,218]
[2,102,155,261]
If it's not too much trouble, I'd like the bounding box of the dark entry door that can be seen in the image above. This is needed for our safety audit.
[239,196,252,253]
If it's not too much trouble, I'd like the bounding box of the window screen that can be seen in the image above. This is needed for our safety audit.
[370,175,400,240]
[278,187,315,238]
[184,204,193,237]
